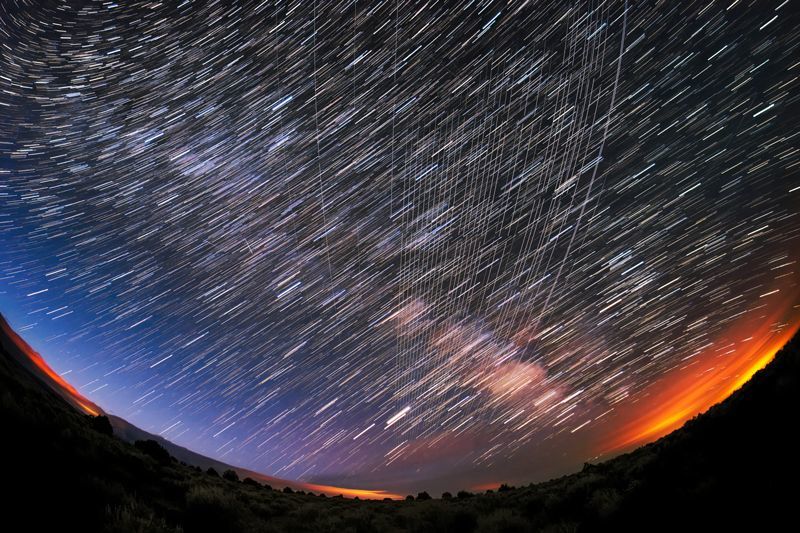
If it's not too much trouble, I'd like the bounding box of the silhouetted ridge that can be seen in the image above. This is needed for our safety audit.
[1,315,797,532]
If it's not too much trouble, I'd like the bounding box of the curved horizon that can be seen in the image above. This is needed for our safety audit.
[1,0,799,496]
[2,301,797,495]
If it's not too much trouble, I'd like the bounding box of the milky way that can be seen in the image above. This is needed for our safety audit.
[1,1,799,492]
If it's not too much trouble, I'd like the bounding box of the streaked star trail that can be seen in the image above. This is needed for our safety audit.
[1,0,799,493]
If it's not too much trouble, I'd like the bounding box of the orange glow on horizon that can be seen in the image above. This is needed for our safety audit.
[0,315,400,499]
[600,307,799,455]
[0,317,102,416]
[471,481,502,492]
[302,482,403,500]
[241,469,403,499]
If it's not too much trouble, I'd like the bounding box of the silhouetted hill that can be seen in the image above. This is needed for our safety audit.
[0,314,388,497]
[106,414,316,492]
[1,314,797,532]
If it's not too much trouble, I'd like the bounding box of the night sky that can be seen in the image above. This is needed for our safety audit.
[1,1,799,494]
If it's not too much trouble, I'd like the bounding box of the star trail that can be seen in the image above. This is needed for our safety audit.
[1,1,799,493]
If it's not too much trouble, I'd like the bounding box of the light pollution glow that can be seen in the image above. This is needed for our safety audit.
[599,290,800,455]
[0,315,403,499]
[0,315,101,417]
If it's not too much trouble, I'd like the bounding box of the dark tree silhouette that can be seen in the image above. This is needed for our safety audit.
[87,415,113,436]
[134,439,171,465]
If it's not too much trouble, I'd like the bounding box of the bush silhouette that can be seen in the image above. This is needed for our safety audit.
[134,439,171,465]
[222,469,240,482]
[206,467,219,477]
[185,485,247,533]
[451,508,478,532]
[441,491,452,500]
[417,491,432,500]
[87,415,113,436]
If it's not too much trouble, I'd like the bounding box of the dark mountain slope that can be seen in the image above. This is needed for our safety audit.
[0,314,379,497]
[1,313,798,532]
[105,414,317,492]
[488,329,800,531]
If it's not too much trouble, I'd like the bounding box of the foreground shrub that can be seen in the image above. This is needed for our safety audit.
[184,485,248,533]
[134,439,171,465]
